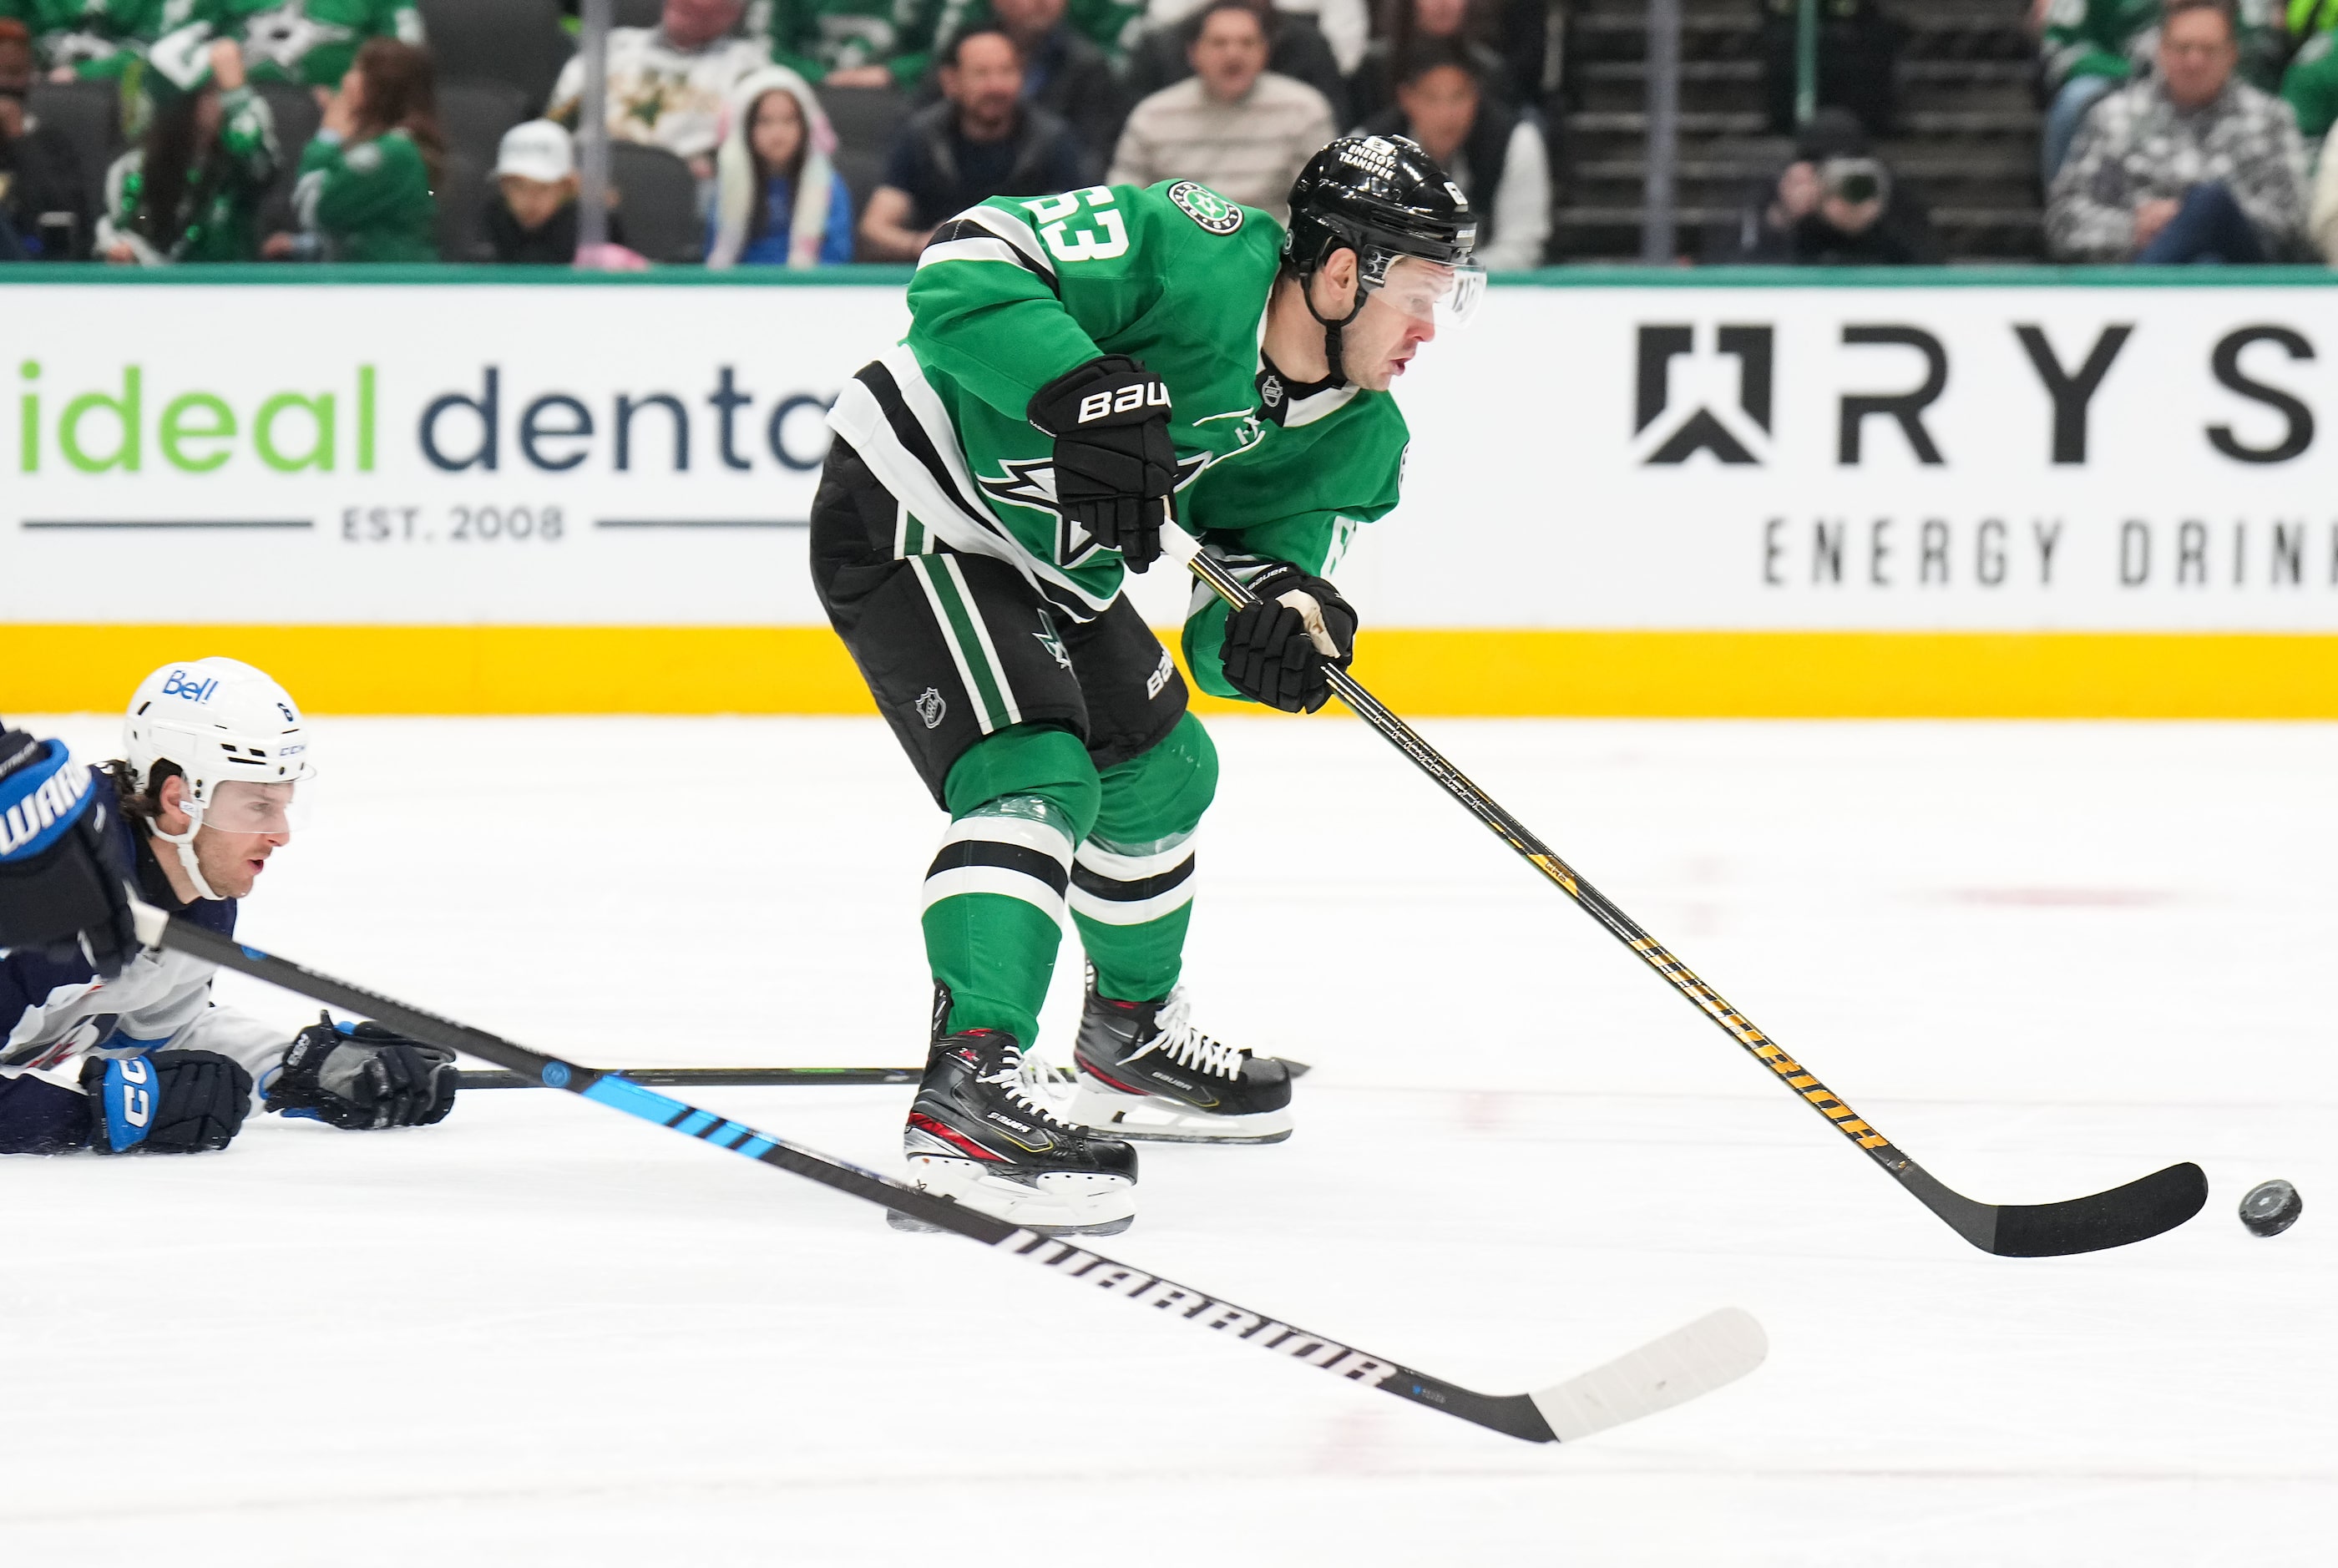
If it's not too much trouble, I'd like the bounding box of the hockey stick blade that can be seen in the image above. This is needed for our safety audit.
[456,1060,1313,1091]
[1529,1307,1767,1441]
[139,904,1755,1444]
[1900,1157,2209,1259]
[1170,529,2204,1257]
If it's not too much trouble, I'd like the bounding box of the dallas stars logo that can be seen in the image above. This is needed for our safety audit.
[978,452,1214,564]
[1167,180,1244,235]
[239,1,357,73]
[1031,609,1072,671]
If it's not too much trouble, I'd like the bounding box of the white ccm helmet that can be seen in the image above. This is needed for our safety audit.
[124,657,315,901]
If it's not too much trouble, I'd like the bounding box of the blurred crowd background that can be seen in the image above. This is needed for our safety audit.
[2,0,2335,270]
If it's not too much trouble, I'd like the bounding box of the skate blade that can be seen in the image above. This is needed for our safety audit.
[887,1206,1134,1237]
[902,1155,1137,1234]
[1068,1082,1293,1145]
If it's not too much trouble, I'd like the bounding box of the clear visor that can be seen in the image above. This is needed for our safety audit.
[195,779,308,838]
[1363,255,1487,331]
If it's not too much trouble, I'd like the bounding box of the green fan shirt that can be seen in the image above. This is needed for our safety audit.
[225,0,424,89]
[292,126,434,261]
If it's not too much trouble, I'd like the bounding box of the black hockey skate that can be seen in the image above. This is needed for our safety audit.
[899,1027,1138,1236]
[1068,968,1293,1144]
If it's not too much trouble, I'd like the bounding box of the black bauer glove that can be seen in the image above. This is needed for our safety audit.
[1026,354,1177,572]
[82,1050,253,1154]
[0,729,139,979]
[266,1015,458,1130]
[1220,566,1359,715]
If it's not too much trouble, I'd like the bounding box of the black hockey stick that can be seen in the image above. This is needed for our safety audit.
[1177,539,2206,1257]
[458,1067,921,1089]
[455,1060,1313,1091]
[135,903,1761,1444]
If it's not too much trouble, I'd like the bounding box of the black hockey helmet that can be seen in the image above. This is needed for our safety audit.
[1281,134,1480,384]
[1283,134,1478,286]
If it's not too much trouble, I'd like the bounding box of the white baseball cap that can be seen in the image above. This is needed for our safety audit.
[494,119,574,183]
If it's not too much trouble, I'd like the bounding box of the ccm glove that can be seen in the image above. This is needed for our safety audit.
[266,1015,458,1130]
[1027,355,1177,571]
[82,1051,253,1154]
[1219,566,1359,715]
[0,731,139,979]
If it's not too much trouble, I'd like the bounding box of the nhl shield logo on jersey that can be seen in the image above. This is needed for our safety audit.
[914,687,948,729]
[1168,181,1243,235]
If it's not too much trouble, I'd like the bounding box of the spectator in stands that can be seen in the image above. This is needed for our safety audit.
[706,66,853,264]
[1120,0,1347,126]
[1349,0,1514,125]
[1758,0,1905,139]
[265,36,440,261]
[236,0,425,91]
[1146,0,1367,74]
[548,0,765,182]
[2311,119,2338,253]
[1708,105,1938,265]
[1355,45,1546,268]
[94,38,277,264]
[2047,0,2307,262]
[918,0,1128,176]
[0,18,92,258]
[1109,0,1336,222]
[2037,0,2290,181]
[480,118,629,264]
[859,26,1085,259]
[766,0,949,89]
[2280,1,2338,145]
[18,0,200,82]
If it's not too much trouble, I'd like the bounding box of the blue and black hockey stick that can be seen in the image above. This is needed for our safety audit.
[134,900,1764,1447]
[1172,529,2207,1257]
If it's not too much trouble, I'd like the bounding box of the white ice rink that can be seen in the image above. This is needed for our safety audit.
[4,713,2330,1565]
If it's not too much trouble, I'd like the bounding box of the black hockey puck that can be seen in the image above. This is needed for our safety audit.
[2238,1179,2302,1238]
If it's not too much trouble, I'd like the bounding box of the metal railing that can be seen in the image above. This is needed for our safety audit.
[1644,0,1818,263]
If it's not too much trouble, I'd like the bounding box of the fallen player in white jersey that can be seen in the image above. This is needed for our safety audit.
[0,656,457,1154]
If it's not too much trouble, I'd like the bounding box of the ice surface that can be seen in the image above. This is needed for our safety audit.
[4,714,2330,1566]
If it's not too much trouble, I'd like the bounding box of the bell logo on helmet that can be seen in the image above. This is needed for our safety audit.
[159,669,220,704]
[1167,180,1244,235]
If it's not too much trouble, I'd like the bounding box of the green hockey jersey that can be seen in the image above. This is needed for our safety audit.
[291,126,434,261]
[826,179,1410,701]
[93,79,277,260]
[4,0,203,79]
[224,0,423,89]
[761,0,1146,83]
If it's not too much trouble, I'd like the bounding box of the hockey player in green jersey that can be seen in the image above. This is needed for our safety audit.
[814,136,1480,1234]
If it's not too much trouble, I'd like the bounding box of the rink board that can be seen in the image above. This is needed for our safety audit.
[7,265,2338,715]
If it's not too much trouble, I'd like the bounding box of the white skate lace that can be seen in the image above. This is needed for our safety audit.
[1126,987,1246,1081]
[984,1049,1078,1129]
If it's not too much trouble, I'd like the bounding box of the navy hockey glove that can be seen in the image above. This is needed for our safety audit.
[82,1051,254,1154]
[1219,566,1358,715]
[1027,355,1177,572]
[0,730,139,979]
[266,1015,458,1130]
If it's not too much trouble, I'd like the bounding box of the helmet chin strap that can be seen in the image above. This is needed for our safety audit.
[1301,262,1367,387]
[150,811,225,903]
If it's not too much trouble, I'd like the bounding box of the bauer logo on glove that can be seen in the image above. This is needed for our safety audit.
[1075,380,1172,425]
